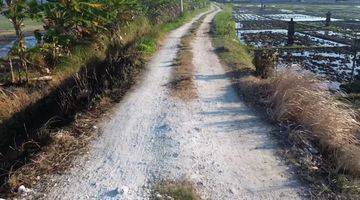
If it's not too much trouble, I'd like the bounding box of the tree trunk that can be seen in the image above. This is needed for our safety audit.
[13,18,28,82]
[9,58,15,83]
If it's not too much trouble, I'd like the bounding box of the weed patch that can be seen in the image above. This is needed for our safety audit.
[170,15,208,101]
[152,180,200,200]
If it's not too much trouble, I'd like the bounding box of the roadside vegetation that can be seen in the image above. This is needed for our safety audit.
[211,5,253,74]
[170,13,209,101]
[212,4,360,199]
[0,0,209,196]
[152,181,200,200]
[0,15,42,48]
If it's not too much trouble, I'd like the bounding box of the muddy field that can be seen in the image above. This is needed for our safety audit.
[301,30,354,45]
[233,4,360,89]
[279,49,357,83]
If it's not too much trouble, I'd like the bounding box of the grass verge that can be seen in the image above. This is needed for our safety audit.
[212,5,360,199]
[169,14,209,101]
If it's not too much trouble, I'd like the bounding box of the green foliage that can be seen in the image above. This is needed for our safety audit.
[184,0,209,11]
[1,0,31,82]
[212,5,254,71]
[141,0,209,24]
[137,37,157,54]
[0,0,210,82]
[214,5,235,38]
[2,0,28,21]
[140,0,179,23]
[29,0,138,46]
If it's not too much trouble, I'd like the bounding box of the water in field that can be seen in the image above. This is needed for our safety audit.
[0,36,37,58]
[233,4,360,89]
[278,50,358,85]
[264,14,341,22]
[236,29,347,48]
[233,13,266,21]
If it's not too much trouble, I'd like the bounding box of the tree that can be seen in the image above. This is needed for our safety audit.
[1,0,29,83]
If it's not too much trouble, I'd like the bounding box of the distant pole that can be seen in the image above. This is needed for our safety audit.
[288,18,295,45]
[180,0,184,14]
[325,11,331,27]
[350,38,360,82]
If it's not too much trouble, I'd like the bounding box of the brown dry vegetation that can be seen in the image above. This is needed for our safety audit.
[152,180,200,200]
[0,87,42,120]
[170,16,207,101]
[7,97,111,194]
[237,72,360,198]
[239,72,360,174]
[1,34,143,195]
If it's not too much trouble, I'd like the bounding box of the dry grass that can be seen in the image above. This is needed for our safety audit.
[170,18,204,101]
[236,72,360,198]
[238,71,360,176]
[7,96,111,194]
[0,88,36,120]
[152,180,200,200]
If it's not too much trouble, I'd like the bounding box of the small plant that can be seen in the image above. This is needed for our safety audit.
[1,0,30,82]
[153,181,200,200]
[253,49,278,79]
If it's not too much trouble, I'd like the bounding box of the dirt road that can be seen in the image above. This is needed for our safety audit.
[42,7,305,200]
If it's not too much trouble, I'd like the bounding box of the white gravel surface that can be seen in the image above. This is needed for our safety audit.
[41,7,306,200]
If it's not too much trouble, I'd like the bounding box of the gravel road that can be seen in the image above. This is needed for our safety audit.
[42,7,305,200]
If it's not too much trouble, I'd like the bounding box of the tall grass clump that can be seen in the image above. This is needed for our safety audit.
[239,71,360,176]
[272,72,360,175]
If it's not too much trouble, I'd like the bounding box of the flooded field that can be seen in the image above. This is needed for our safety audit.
[238,29,346,48]
[264,13,340,22]
[279,49,357,83]
[233,13,266,21]
[233,3,360,89]
[302,30,354,45]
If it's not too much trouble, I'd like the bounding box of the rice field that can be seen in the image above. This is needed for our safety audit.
[233,3,360,90]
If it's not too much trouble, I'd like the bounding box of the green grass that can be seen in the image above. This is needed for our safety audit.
[137,36,157,55]
[0,5,211,85]
[153,181,199,200]
[212,5,254,72]
[52,5,211,83]
[136,6,211,57]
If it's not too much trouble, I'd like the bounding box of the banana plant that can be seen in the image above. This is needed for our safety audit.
[1,0,30,83]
